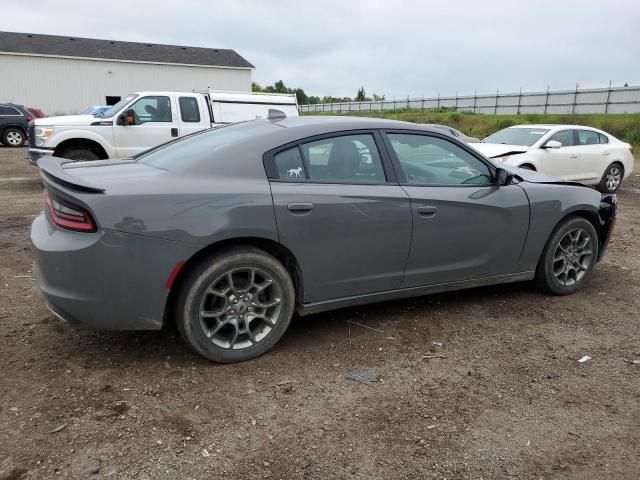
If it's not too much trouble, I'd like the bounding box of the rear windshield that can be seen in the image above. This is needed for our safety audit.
[137,121,277,170]
[483,127,550,146]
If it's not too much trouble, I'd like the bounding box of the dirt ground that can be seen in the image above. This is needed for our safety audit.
[1,147,639,480]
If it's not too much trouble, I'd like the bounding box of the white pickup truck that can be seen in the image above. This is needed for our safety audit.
[28,90,299,163]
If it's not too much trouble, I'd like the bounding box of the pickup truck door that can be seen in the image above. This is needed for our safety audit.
[113,94,178,158]
[176,95,209,137]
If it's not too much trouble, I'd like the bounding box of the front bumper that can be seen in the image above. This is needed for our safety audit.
[31,213,198,331]
[28,148,54,166]
[596,194,617,262]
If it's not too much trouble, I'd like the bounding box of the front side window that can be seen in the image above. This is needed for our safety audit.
[299,134,386,184]
[546,130,574,147]
[576,130,600,146]
[387,133,491,186]
[179,97,201,123]
[130,96,172,123]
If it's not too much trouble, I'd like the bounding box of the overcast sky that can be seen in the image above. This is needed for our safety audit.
[3,0,639,99]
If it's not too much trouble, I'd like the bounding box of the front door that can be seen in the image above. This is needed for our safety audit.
[383,131,530,287]
[539,129,580,180]
[113,95,177,158]
[267,132,412,303]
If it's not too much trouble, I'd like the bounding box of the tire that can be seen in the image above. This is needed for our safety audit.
[60,148,100,161]
[534,217,599,295]
[175,247,296,363]
[597,163,623,193]
[2,127,26,147]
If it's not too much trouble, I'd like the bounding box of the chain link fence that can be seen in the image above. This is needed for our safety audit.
[299,85,640,115]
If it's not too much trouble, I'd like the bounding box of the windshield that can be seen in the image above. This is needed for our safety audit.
[99,95,137,118]
[483,127,550,146]
[137,121,278,171]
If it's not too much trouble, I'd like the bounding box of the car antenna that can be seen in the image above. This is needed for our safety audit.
[267,109,286,121]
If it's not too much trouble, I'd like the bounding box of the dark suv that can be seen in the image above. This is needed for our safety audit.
[0,103,32,147]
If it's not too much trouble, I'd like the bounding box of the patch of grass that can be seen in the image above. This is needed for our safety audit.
[303,109,640,150]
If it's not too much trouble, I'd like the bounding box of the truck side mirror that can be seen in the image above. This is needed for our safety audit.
[117,109,136,126]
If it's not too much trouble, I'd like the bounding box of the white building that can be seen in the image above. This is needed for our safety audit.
[0,31,254,115]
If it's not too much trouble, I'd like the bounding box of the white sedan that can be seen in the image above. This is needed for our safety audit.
[472,125,634,193]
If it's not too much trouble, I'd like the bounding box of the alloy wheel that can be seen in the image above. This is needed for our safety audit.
[552,228,593,287]
[198,267,282,350]
[6,131,23,146]
[605,166,621,191]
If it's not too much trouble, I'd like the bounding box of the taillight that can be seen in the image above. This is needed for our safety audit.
[26,114,34,122]
[44,191,96,232]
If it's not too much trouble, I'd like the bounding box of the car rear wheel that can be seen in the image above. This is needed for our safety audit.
[176,248,296,363]
[534,217,599,295]
[2,127,26,147]
[598,163,623,193]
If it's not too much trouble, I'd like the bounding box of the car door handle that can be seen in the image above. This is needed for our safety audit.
[287,202,313,213]
[602,151,610,156]
[569,154,578,158]
[416,205,437,218]
[171,127,179,137]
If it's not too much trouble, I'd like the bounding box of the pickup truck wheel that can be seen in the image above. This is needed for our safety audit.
[61,148,100,161]
[534,217,598,295]
[176,247,296,363]
[597,163,623,193]
[2,127,26,147]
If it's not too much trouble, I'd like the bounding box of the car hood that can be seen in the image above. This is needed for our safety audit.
[34,114,104,126]
[471,143,529,158]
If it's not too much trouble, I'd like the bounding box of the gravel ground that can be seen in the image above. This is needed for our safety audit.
[1,147,639,480]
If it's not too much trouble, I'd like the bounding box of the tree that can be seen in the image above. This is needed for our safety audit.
[251,82,262,92]
[372,93,385,101]
[355,86,367,102]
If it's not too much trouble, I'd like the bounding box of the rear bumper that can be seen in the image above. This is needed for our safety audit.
[31,213,198,331]
[596,194,616,262]
[28,148,54,166]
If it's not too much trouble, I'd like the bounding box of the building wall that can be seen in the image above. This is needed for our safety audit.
[0,54,252,114]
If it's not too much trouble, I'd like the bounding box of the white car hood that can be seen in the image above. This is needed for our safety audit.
[471,143,530,158]
[34,114,104,126]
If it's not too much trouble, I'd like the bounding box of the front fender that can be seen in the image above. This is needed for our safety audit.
[517,182,602,271]
[45,128,116,158]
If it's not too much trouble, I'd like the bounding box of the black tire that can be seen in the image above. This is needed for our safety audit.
[597,163,624,193]
[534,217,599,295]
[60,148,100,161]
[2,127,26,147]
[175,247,295,363]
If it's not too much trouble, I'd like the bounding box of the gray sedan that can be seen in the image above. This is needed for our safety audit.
[31,116,616,363]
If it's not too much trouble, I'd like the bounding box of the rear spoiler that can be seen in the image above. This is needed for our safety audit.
[38,156,105,193]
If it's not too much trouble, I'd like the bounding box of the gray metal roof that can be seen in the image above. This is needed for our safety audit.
[0,31,254,69]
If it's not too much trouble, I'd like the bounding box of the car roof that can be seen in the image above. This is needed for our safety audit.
[507,124,602,130]
[270,115,443,136]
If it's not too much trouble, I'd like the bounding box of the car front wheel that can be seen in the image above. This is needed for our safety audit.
[2,127,26,147]
[176,247,296,363]
[534,217,599,295]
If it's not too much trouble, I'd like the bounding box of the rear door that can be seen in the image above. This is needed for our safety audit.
[539,129,580,180]
[113,94,178,158]
[177,95,208,137]
[382,131,530,287]
[574,129,609,182]
[266,131,412,303]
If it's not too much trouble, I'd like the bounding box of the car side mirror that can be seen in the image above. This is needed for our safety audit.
[543,140,562,149]
[117,109,136,126]
[495,167,514,186]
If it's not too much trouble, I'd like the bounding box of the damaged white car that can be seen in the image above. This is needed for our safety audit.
[472,125,634,193]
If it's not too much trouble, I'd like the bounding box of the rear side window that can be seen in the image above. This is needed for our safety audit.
[598,133,609,144]
[0,106,21,116]
[179,97,200,123]
[274,147,305,180]
[576,129,600,146]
